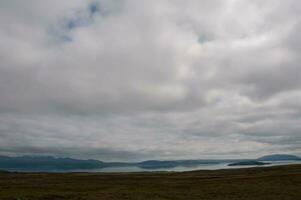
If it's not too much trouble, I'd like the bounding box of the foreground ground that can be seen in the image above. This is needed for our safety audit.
[0,164,300,200]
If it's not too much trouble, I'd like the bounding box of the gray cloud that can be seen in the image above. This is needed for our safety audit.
[0,0,300,160]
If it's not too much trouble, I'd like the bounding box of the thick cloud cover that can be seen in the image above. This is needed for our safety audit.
[0,0,300,161]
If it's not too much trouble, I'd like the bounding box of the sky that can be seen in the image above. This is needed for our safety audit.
[0,0,300,161]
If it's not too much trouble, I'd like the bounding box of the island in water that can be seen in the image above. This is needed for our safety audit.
[228,160,270,166]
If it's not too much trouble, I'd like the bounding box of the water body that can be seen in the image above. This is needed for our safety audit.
[55,160,301,173]
[2,160,300,173]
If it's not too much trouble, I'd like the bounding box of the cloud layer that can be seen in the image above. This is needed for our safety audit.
[0,0,300,161]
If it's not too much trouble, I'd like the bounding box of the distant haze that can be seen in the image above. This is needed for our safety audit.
[0,0,300,161]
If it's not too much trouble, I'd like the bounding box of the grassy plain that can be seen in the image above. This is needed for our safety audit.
[0,164,300,200]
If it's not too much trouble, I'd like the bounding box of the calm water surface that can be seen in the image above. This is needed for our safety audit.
[3,160,301,173]
[65,160,301,173]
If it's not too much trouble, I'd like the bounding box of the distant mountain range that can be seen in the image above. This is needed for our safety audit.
[0,156,105,170]
[227,154,301,167]
[257,154,301,161]
[0,154,300,171]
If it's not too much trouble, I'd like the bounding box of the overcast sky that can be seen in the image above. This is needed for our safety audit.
[0,0,300,161]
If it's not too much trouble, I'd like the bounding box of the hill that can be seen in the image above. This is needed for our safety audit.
[257,154,301,161]
[0,156,104,171]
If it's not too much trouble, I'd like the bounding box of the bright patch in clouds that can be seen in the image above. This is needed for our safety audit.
[0,0,300,161]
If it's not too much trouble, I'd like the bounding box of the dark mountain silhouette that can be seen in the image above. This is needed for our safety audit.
[0,156,104,171]
[257,154,301,161]
[228,161,269,166]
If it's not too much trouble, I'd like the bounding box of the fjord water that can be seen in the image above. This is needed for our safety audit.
[58,160,301,173]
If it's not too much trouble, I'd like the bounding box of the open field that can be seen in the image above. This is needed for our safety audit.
[0,164,300,200]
